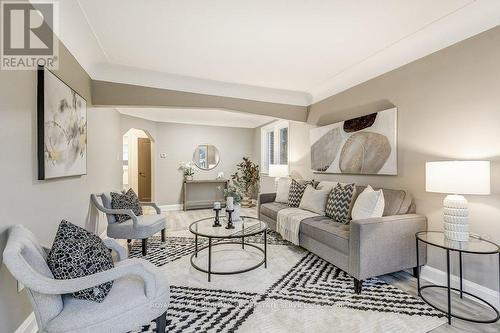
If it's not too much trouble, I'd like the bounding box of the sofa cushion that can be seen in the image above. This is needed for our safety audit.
[275,178,292,203]
[260,202,289,221]
[325,183,356,224]
[299,216,350,254]
[107,214,166,240]
[355,186,413,216]
[111,189,143,223]
[351,185,385,220]
[316,181,338,192]
[47,221,114,302]
[299,185,330,215]
[288,179,312,207]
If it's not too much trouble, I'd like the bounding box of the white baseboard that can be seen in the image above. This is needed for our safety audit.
[159,204,183,211]
[15,313,37,333]
[420,265,499,310]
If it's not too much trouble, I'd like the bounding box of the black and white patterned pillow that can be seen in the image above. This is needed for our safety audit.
[111,188,143,222]
[288,179,313,207]
[325,183,356,224]
[47,220,114,302]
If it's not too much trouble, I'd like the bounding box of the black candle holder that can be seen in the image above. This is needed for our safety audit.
[225,209,235,229]
[213,208,222,227]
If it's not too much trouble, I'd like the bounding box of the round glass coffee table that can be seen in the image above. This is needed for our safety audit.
[416,231,500,325]
[189,216,267,281]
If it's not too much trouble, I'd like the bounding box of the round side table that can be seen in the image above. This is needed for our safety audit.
[415,231,500,325]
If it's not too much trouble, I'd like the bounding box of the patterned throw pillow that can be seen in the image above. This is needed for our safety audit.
[111,188,143,222]
[325,183,357,224]
[288,179,313,207]
[47,220,114,302]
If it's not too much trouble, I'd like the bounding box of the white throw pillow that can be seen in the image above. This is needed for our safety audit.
[351,185,385,220]
[275,178,292,203]
[299,185,330,215]
[316,181,338,192]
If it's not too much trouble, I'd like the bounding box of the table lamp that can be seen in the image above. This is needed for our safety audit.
[425,161,490,241]
[269,164,289,191]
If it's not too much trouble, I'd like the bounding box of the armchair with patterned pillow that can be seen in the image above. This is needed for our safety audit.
[91,191,166,255]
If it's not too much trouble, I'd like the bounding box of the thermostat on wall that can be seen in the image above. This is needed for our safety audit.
[160,152,167,158]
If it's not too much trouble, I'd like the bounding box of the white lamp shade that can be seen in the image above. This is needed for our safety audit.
[426,161,490,195]
[269,164,289,178]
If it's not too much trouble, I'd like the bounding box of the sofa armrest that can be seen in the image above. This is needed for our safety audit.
[348,214,427,280]
[258,193,276,205]
[258,193,276,218]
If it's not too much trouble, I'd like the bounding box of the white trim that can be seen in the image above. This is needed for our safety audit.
[14,313,37,333]
[420,265,499,310]
[159,204,183,211]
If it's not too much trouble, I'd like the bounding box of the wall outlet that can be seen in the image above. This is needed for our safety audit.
[160,152,167,158]
[17,280,25,293]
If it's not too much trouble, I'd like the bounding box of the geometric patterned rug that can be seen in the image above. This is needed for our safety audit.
[129,231,445,333]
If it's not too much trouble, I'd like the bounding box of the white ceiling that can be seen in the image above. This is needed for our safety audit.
[56,0,500,107]
[117,107,276,128]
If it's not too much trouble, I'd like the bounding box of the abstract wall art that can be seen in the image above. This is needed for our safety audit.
[310,108,397,175]
[37,67,87,180]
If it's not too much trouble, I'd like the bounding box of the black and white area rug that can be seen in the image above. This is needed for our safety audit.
[129,231,445,333]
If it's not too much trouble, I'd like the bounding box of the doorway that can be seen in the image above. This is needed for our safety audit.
[137,137,152,201]
[122,128,153,201]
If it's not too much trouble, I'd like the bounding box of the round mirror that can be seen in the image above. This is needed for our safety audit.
[193,144,220,170]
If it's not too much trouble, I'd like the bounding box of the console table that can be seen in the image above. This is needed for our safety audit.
[183,179,228,211]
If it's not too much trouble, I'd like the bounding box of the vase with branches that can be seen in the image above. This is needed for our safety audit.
[231,157,260,207]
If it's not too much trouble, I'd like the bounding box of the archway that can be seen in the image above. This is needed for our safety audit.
[122,128,155,202]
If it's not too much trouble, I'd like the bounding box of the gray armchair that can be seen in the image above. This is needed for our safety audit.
[90,193,167,255]
[2,225,169,333]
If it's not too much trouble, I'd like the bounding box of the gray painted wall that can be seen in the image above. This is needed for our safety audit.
[120,115,255,206]
[0,51,122,333]
[301,26,500,290]
[92,80,308,122]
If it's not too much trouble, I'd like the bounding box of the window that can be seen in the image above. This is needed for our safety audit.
[279,127,288,165]
[261,120,289,173]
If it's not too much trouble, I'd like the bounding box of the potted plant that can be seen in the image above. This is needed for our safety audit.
[179,162,195,181]
[231,157,260,208]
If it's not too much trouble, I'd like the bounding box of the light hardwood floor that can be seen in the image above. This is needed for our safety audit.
[161,207,499,333]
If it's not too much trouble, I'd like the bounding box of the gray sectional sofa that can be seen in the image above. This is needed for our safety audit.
[258,185,427,293]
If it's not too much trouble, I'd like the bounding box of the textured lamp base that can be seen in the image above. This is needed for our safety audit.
[443,195,469,241]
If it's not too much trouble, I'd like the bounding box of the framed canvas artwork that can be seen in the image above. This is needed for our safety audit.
[310,108,397,175]
[37,67,87,180]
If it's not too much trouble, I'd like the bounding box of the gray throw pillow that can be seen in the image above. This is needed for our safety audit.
[325,183,356,224]
[299,185,330,215]
[47,220,114,302]
[111,188,143,222]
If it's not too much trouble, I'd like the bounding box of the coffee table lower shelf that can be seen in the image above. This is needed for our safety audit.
[190,236,267,282]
